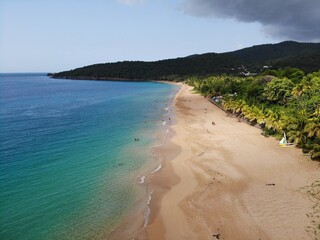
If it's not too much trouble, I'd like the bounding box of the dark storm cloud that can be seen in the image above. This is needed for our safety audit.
[181,0,320,41]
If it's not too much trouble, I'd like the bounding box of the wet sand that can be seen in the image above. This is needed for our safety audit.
[147,83,320,240]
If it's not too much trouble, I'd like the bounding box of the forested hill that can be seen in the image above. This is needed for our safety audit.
[51,41,320,81]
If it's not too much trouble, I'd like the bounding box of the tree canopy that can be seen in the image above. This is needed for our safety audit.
[51,41,320,80]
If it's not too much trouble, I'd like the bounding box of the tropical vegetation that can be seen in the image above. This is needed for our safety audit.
[187,68,320,160]
[51,41,320,80]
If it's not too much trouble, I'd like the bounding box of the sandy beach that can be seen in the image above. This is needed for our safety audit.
[147,83,320,240]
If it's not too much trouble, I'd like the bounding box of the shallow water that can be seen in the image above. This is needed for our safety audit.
[0,74,178,240]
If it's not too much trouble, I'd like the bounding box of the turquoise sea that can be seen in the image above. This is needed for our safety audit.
[0,74,178,240]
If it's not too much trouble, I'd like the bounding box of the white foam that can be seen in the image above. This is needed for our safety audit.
[147,191,153,205]
[143,207,151,228]
[138,176,146,184]
[165,107,169,111]
[162,121,166,126]
[143,191,154,228]
[151,164,162,174]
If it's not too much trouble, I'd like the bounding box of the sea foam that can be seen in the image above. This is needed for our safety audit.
[143,190,153,228]
[151,164,162,174]
[138,176,146,184]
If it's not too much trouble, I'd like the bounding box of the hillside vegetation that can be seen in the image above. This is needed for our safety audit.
[51,41,320,80]
[188,68,320,160]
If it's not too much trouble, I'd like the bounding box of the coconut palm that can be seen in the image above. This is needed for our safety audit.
[309,144,320,159]
[304,118,320,138]
[265,109,282,131]
[292,84,304,97]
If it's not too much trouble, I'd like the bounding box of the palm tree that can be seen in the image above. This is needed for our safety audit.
[309,144,320,159]
[265,109,282,131]
[304,118,320,138]
[292,84,304,97]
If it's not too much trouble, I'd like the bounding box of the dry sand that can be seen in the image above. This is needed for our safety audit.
[147,83,320,240]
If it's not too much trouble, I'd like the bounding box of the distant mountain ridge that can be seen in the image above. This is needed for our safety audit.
[52,41,320,80]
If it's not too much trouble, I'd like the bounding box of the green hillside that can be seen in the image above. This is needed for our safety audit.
[51,41,320,80]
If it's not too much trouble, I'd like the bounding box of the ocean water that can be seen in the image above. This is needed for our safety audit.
[0,74,178,240]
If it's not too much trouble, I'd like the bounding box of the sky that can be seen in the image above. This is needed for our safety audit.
[0,0,319,73]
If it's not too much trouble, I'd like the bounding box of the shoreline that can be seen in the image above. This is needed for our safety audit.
[50,75,177,83]
[107,82,182,240]
[147,83,320,239]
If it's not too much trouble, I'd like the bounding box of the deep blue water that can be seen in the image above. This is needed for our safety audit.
[0,74,177,239]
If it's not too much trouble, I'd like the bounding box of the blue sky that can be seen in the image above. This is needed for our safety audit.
[1,0,319,73]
